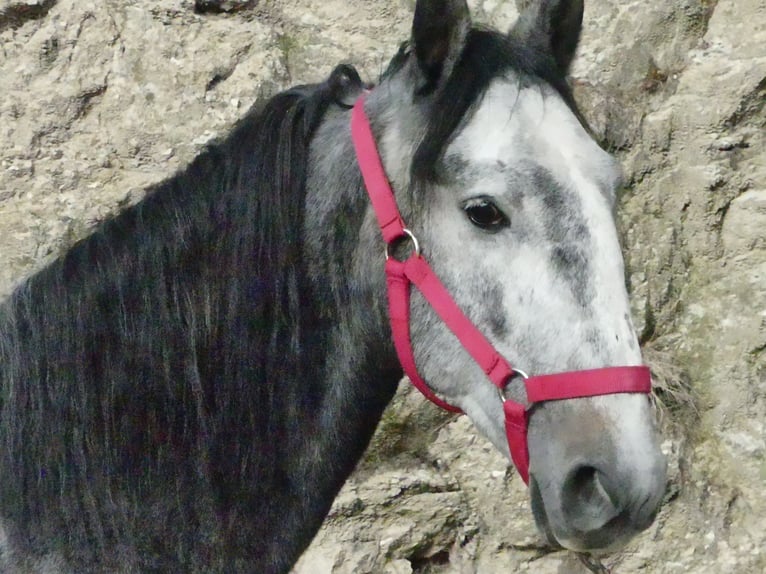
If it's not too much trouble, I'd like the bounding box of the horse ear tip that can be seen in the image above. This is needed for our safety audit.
[411,0,472,41]
[511,0,584,74]
[410,0,472,89]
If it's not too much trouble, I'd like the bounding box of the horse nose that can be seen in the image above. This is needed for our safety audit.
[560,464,663,545]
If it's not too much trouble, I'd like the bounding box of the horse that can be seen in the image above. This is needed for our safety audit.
[0,0,667,572]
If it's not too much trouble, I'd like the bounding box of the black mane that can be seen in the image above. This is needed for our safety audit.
[0,66,362,569]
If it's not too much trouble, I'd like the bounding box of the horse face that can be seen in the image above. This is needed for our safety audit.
[408,77,667,551]
[369,0,666,554]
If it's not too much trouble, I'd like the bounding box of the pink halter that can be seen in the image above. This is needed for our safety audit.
[351,95,651,484]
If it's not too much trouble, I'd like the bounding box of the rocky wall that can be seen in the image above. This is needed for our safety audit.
[1,1,764,572]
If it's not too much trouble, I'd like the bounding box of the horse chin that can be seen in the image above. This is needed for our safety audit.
[528,475,643,555]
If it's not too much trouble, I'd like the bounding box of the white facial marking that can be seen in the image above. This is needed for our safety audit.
[411,74,646,455]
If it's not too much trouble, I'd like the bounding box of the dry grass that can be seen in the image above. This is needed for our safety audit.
[642,342,700,429]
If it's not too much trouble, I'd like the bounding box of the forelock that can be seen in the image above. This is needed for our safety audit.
[409,27,581,183]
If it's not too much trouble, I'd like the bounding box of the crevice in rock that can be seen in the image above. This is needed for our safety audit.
[504,540,557,554]
[0,0,57,33]
[750,341,766,359]
[205,44,252,92]
[721,488,741,532]
[206,68,234,92]
[381,480,462,508]
[409,549,450,572]
[639,291,657,345]
[725,76,766,129]
[641,58,670,94]
[698,0,720,38]
[37,35,59,68]
[193,0,259,15]
[71,84,108,121]
[29,82,108,148]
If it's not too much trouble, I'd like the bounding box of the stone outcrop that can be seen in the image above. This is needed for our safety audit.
[1,0,764,572]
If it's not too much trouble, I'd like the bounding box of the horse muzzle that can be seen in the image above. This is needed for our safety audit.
[527,393,668,553]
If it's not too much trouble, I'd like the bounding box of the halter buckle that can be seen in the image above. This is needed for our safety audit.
[497,368,530,404]
[385,228,421,261]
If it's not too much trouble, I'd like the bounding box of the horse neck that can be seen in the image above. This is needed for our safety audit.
[298,103,402,473]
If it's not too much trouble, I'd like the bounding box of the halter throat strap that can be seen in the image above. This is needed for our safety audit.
[350,95,651,485]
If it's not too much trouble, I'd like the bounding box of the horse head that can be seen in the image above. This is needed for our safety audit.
[357,0,667,553]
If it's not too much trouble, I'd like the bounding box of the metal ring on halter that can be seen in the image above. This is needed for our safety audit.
[385,228,421,260]
[497,368,530,403]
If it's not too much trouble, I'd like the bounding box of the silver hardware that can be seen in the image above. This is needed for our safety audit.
[497,368,530,403]
[385,228,421,260]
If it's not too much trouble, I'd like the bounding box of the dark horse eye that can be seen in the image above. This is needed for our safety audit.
[464,198,509,231]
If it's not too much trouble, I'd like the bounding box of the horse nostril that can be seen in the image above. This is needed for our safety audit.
[561,465,622,534]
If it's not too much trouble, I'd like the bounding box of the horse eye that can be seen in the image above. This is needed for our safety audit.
[464,199,509,231]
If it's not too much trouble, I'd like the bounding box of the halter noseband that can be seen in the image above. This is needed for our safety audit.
[351,95,651,484]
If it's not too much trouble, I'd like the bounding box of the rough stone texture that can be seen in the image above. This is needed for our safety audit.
[1,0,764,572]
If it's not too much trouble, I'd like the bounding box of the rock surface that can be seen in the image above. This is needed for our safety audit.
[1,0,764,572]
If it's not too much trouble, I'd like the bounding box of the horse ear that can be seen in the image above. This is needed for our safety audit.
[411,0,471,92]
[511,0,584,74]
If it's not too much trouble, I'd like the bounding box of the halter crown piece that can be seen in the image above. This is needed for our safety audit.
[351,95,651,484]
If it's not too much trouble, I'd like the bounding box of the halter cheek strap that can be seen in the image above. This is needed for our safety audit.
[351,95,651,485]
